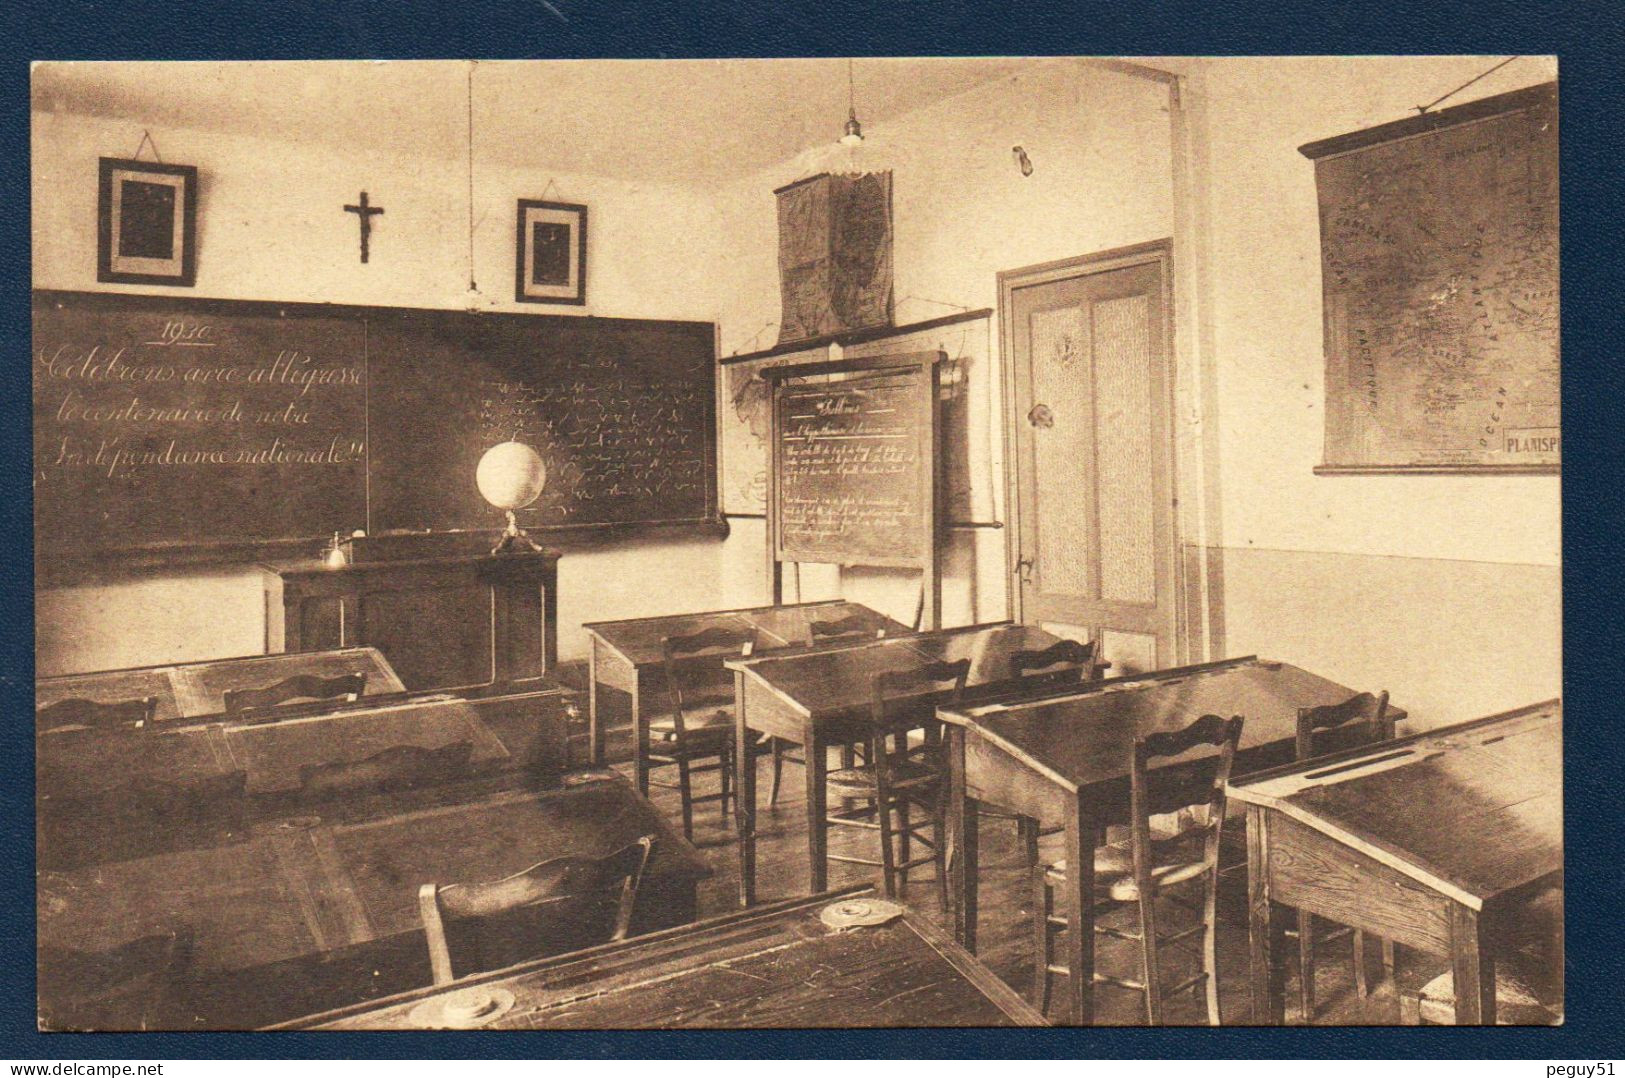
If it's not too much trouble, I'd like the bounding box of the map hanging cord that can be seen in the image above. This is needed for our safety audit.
[1415,56,1520,115]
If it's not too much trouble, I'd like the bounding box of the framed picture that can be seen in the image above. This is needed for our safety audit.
[97,157,198,286]
[515,199,587,305]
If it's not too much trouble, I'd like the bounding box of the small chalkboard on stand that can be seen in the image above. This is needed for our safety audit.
[763,350,943,630]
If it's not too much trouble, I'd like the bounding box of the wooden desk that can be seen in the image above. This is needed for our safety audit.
[582,599,908,773]
[727,621,1065,905]
[37,773,709,1030]
[1229,700,1560,1026]
[280,886,1045,1029]
[38,694,507,801]
[36,685,582,872]
[936,655,1405,1025]
[36,646,405,723]
[263,550,559,692]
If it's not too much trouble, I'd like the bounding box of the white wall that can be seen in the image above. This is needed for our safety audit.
[31,104,729,673]
[711,60,1176,627]
[1199,56,1560,567]
[707,55,1561,726]
[31,109,723,319]
[32,57,1563,726]
[1192,56,1561,724]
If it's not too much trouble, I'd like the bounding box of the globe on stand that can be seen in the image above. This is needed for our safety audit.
[476,441,547,554]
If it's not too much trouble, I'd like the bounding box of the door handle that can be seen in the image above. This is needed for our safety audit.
[1027,403,1054,429]
[1016,557,1035,585]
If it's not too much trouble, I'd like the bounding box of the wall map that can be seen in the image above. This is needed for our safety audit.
[1303,82,1558,473]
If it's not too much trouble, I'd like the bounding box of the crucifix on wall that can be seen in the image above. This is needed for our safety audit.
[343,191,384,263]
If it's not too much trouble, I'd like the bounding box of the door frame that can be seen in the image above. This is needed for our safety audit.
[997,238,1183,662]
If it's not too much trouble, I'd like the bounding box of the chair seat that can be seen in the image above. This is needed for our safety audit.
[1045,843,1211,902]
[1414,968,1561,1025]
[649,709,733,743]
[826,754,941,796]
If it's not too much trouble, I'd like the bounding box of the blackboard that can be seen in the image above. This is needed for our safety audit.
[366,309,715,531]
[33,296,369,553]
[33,291,717,565]
[766,349,940,562]
[1300,82,1558,474]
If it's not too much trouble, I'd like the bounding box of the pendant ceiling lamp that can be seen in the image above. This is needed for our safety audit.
[839,58,864,146]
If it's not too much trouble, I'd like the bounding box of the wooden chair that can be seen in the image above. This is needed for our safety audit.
[992,639,1104,868]
[418,835,655,985]
[1035,713,1245,1025]
[296,741,474,801]
[37,696,156,733]
[823,658,970,909]
[1011,637,1103,688]
[1289,690,1395,1019]
[649,627,758,841]
[768,614,889,807]
[223,672,366,716]
[810,613,886,642]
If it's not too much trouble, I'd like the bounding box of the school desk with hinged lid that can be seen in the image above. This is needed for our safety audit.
[277,885,1045,1029]
[37,771,708,1030]
[36,645,406,723]
[581,598,909,771]
[1227,700,1560,1025]
[935,655,1408,1025]
[726,621,1067,906]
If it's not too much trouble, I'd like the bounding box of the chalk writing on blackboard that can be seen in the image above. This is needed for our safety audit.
[33,298,370,552]
[365,315,715,532]
[775,375,922,559]
[34,293,719,557]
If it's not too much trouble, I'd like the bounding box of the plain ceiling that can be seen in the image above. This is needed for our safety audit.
[31,58,1049,184]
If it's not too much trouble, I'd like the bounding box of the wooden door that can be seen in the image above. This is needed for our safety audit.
[1002,242,1177,673]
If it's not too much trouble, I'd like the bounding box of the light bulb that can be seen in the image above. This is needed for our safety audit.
[840,111,864,147]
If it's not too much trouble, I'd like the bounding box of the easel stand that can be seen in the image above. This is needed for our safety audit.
[764,351,944,630]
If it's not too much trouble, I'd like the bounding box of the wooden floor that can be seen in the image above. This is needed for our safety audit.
[617,754,1457,1026]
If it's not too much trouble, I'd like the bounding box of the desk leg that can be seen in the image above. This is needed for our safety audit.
[947,727,980,951]
[1246,805,1289,1025]
[587,642,604,767]
[804,722,828,894]
[1062,795,1097,1026]
[631,670,649,797]
[734,671,757,908]
[1450,905,1497,1025]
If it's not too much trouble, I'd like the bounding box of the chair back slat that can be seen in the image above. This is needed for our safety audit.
[37,696,156,733]
[419,835,656,984]
[1296,690,1392,760]
[223,672,366,716]
[871,659,972,714]
[661,628,756,738]
[809,614,886,642]
[1010,638,1099,683]
[1131,714,1244,822]
[866,659,971,774]
[296,741,474,801]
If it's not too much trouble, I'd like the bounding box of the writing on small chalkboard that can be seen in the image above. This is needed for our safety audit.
[775,372,924,561]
